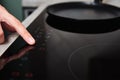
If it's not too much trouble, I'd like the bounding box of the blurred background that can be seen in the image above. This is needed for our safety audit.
[0,0,120,21]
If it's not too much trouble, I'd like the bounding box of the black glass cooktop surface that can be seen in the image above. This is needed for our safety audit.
[0,10,120,80]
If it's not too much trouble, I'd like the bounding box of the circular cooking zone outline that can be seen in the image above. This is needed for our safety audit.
[68,43,120,80]
[68,45,95,80]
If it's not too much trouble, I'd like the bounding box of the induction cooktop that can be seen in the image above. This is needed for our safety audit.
[0,5,120,80]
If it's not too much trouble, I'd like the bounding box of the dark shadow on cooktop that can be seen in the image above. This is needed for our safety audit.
[46,15,120,34]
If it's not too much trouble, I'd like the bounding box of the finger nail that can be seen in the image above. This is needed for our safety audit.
[28,37,35,45]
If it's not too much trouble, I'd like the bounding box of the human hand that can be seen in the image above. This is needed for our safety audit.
[0,5,35,45]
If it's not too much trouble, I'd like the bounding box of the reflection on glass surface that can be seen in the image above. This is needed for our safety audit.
[0,46,34,70]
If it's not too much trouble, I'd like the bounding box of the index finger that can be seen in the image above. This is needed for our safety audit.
[3,13,35,45]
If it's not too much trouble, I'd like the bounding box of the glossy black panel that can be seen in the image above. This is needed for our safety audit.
[0,10,120,80]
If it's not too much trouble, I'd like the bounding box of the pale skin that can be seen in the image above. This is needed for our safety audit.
[0,5,35,45]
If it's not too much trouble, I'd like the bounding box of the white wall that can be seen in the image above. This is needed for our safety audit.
[22,0,92,7]
[22,0,120,7]
[22,0,46,7]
